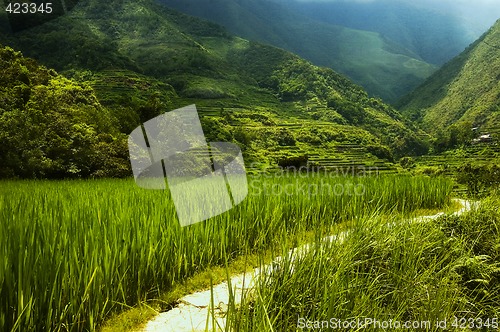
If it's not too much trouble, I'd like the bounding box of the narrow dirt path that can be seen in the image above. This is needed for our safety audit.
[139,199,476,332]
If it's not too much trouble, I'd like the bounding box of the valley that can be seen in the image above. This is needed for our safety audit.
[0,0,499,331]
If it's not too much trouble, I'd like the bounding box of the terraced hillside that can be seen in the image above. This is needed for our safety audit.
[0,0,429,177]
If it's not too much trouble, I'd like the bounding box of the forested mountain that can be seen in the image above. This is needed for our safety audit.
[0,0,429,178]
[398,20,500,146]
[157,0,436,103]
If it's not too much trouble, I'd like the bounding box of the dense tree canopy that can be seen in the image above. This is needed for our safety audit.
[0,46,130,178]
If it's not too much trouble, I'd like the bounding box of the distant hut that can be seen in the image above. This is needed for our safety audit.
[472,133,493,144]
[479,134,493,142]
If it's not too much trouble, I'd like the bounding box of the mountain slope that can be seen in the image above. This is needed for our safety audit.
[398,20,500,135]
[287,0,479,66]
[0,0,428,178]
[157,0,436,103]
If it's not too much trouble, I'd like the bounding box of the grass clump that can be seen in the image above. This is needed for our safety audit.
[228,196,500,331]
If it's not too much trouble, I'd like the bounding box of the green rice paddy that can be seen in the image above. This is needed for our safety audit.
[0,174,453,331]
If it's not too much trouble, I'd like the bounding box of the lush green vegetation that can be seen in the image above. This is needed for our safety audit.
[226,195,500,331]
[0,46,130,178]
[456,163,500,197]
[0,175,452,331]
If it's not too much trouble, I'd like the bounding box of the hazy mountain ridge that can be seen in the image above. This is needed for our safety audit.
[286,0,478,66]
[158,0,437,103]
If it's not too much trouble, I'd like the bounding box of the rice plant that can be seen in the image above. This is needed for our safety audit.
[0,174,453,331]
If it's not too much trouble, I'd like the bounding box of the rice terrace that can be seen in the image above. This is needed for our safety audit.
[1,0,500,331]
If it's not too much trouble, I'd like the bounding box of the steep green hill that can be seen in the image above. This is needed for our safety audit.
[0,0,428,178]
[157,0,437,103]
[398,20,500,137]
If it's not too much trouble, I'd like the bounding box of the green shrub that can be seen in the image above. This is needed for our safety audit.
[456,164,500,197]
